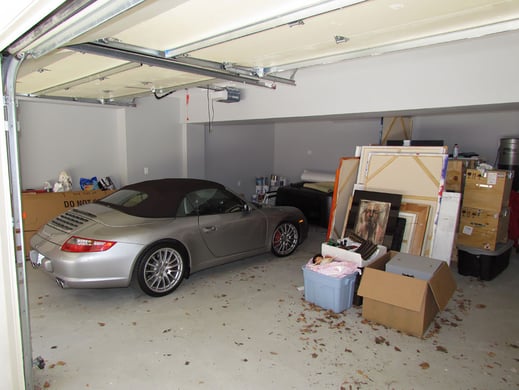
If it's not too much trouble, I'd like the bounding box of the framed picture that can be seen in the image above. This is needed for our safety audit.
[397,211,417,253]
[344,189,402,246]
[399,203,430,255]
[354,199,391,245]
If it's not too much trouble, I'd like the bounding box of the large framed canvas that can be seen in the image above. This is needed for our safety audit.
[326,158,359,241]
[355,146,447,257]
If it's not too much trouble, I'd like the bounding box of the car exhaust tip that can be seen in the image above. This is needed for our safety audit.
[55,278,65,289]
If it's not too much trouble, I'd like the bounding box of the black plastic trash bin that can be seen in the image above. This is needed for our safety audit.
[457,240,513,281]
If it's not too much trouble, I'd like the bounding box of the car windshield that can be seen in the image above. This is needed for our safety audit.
[99,189,148,208]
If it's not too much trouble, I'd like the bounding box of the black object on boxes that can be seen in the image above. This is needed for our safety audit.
[353,273,363,306]
[276,182,332,228]
[457,240,513,281]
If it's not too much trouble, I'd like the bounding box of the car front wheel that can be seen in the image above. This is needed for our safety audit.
[136,242,187,297]
[271,222,299,257]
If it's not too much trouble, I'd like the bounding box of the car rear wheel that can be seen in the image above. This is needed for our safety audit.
[271,222,299,257]
[136,242,187,297]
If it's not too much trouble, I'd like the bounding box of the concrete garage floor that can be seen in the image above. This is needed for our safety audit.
[29,226,519,390]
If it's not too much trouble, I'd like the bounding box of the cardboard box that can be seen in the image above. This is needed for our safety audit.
[445,159,464,192]
[385,253,444,280]
[357,251,456,337]
[457,206,510,251]
[22,190,114,231]
[321,242,387,267]
[23,230,37,255]
[462,169,513,212]
[302,266,357,313]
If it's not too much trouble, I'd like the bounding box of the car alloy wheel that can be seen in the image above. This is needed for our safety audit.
[136,243,186,297]
[271,222,299,257]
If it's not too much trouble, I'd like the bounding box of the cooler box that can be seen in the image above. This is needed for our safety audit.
[302,266,357,313]
[385,253,444,281]
[457,240,513,281]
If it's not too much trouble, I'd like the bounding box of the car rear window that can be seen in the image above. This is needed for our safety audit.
[98,190,148,208]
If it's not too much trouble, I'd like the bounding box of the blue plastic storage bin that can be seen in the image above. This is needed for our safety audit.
[302,266,357,313]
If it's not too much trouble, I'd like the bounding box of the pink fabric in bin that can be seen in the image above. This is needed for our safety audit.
[305,259,360,278]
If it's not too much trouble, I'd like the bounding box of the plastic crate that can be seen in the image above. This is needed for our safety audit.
[457,240,513,281]
[302,266,357,313]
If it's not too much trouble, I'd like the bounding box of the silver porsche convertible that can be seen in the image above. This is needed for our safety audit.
[29,178,308,297]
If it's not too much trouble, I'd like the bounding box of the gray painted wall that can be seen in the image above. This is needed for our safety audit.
[273,118,382,183]
[18,100,125,190]
[204,123,275,199]
[185,124,205,179]
[18,99,519,201]
[413,110,519,164]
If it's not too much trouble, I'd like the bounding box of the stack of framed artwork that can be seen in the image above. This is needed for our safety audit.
[327,145,459,263]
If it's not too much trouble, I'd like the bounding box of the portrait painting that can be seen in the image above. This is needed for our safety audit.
[354,199,391,245]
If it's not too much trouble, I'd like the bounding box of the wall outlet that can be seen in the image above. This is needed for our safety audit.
[144,167,149,175]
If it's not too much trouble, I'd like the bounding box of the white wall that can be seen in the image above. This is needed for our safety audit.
[124,95,185,184]
[18,94,188,191]
[185,30,519,123]
[18,100,126,190]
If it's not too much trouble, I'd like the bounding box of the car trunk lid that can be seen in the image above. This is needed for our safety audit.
[40,203,163,244]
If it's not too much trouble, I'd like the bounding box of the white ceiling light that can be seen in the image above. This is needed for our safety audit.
[334,35,349,44]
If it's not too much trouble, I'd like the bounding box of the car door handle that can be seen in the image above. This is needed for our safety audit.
[202,226,217,232]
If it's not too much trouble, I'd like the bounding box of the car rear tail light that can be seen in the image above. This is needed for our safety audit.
[61,236,116,252]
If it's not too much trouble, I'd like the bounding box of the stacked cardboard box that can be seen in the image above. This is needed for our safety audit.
[457,169,513,251]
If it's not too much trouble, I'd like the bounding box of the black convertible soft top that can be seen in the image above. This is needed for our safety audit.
[98,178,225,218]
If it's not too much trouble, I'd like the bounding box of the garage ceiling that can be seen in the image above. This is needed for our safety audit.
[9,0,519,105]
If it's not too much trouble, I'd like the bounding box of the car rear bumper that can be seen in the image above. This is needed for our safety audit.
[30,233,143,289]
